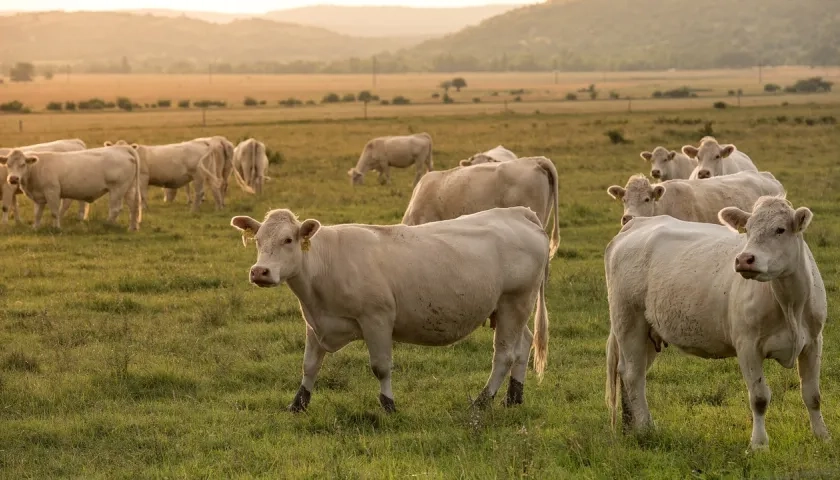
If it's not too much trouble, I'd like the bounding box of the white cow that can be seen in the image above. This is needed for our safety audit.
[639,146,697,181]
[459,145,518,167]
[402,156,561,259]
[348,133,433,187]
[230,206,550,412]
[0,146,142,230]
[0,139,87,224]
[607,171,785,226]
[160,136,233,206]
[605,196,830,450]
[232,138,268,195]
[683,136,758,179]
[106,139,221,213]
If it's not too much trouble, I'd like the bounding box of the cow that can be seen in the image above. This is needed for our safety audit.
[682,136,758,179]
[230,206,550,413]
[402,156,561,259]
[347,133,433,187]
[0,146,142,230]
[105,139,221,213]
[607,171,785,226]
[231,138,268,195]
[639,146,697,181]
[459,145,518,167]
[0,139,88,225]
[604,195,830,450]
[164,135,235,206]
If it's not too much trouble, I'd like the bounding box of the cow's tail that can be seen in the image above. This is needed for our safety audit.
[198,151,222,190]
[425,136,434,172]
[536,156,561,259]
[130,147,143,226]
[606,331,620,431]
[532,253,550,382]
[231,141,255,194]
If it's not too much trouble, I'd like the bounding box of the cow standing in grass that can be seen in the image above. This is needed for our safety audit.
[683,136,758,179]
[348,133,433,187]
[639,146,697,181]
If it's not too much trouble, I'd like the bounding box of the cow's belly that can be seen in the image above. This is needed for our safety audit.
[61,184,108,203]
[149,164,191,188]
[392,301,496,346]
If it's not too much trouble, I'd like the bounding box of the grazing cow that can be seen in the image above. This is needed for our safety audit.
[1,139,87,224]
[460,145,518,167]
[0,146,142,230]
[607,171,785,226]
[402,156,561,259]
[348,133,433,187]
[604,196,830,450]
[230,206,550,412]
[639,146,697,181]
[161,136,233,206]
[683,136,758,179]
[232,138,268,195]
[106,139,221,213]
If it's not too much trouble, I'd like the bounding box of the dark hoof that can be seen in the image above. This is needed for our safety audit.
[470,388,495,410]
[503,378,524,407]
[379,394,396,413]
[287,385,311,413]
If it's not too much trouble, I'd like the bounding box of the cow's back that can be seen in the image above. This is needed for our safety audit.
[724,151,758,174]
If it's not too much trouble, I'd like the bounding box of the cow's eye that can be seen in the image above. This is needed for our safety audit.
[715,154,721,160]
[644,197,650,202]
[283,238,292,244]
[775,228,786,235]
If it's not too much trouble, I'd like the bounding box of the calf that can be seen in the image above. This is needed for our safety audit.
[604,196,829,450]
[460,145,518,166]
[639,146,697,181]
[231,206,550,412]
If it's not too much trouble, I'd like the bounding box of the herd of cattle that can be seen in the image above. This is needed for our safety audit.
[1,131,830,451]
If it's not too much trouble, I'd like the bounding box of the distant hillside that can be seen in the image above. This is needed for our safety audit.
[0,11,421,70]
[402,0,840,71]
[265,4,523,38]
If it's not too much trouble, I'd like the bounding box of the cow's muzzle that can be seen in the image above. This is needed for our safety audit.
[250,266,277,288]
[7,176,19,185]
[734,253,760,279]
[621,215,633,226]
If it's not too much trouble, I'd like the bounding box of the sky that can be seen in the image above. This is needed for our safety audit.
[0,0,539,14]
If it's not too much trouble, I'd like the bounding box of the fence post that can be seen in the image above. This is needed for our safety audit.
[19,120,23,132]
[202,108,206,127]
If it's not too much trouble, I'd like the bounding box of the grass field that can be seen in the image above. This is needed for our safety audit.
[1,77,840,477]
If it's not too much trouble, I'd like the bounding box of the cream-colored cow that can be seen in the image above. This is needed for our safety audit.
[683,136,758,179]
[459,145,518,167]
[639,146,697,181]
[232,138,268,195]
[162,136,233,206]
[402,156,561,259]
[348,133,433,187]
[607,171,785,226]
[231,206,550,413]
[605,196,829,450]
[0,139,87,224]
[0,146,142,230]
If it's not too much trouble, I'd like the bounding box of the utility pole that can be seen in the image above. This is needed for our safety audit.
[553,58,558,84]
[372,56,377,89]
[758,61,762,85]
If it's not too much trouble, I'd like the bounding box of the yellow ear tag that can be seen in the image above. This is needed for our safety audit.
[301,238,311,252]
[738,226,746,234]
[241,229,255,247]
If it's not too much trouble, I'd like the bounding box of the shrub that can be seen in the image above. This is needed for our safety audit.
[699,121,715,137]
[472,97,481,103]
[44,71,54,80]
[392,96,410,105]
[105,102,116,109]
[451,77,467,92]
[764,83,781,93]
[265,147,285,166]
[0,100,25,112]
[65,101,77,111]
[565,93,578,101]
[380,99,390,105]
[513,96,522,102]
[306,100,316,105]
[178,100,190,108]
[713,101,728,109]
[431,92,440,99]
[358,91,375,103]
[46,101,63,111]
[509,89,526,95]
[728,90,736,96]
[785,77,834,93]
[157,99,171,107]
[244,96,258,107]
[322,93,340,103]
[609,91,620,100]
[442,94,454,104]
[78,98,107,110]
[259,100,267,106]
[341,93,356,103]
[606,129,628,144]
[116,97,133,111]
[279,97,303,107]
[490,91,499,96]
[194,100,226,108]
[652,90,663,98]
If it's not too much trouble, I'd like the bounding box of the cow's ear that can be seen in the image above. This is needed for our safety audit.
[230,216,262,246]
[720,144,736,158]
[640,151,652,161]
[682,145,699,158]
[719,207,751,233]
[607,185,625,200]
[652,185,666,201]
[667,150,677,160]
[794,207,813,233]
[0,155,7,165]
[104,141,113,147]
[24,155,39,164]
[131,143,139,150]
[299,219,321,240]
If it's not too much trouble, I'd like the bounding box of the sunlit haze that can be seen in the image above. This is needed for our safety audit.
[1,0,540,14]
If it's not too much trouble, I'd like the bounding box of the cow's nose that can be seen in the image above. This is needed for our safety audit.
[735,253,756,270]
[697,170,710,179]
[651,170,661,178]
[250,266,270,282]
[621,215,633,226]
[8,176,19,185]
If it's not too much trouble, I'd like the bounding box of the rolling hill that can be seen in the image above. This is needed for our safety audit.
[402,0,840,71]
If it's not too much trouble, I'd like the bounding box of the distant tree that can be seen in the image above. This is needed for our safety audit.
[358,90,374,103]
[322,93,340,103]
[342,93,356,102]
[244,96,258,106]
[439,80,452,93]
[764,83,781,93]
[64,101,77,111]
[10,62,35,82]
[451,77,467,92]
[46,101,63,111]
[116,97,133,111]
[43,71,54,80]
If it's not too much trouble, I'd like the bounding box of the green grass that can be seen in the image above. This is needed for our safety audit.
[1,103,839,478]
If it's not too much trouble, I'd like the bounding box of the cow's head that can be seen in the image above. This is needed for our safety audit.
[682,138,736,179]
[104,140,128,147]
[230,209,321,287]
[347,168,364,185]
[640,146,678,181]
[719,195,811,282]
[461,153,496,167]
[0,149,38,185]
[607,174,665,226]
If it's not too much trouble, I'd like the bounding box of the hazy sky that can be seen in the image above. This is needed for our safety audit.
[2,0,539,14]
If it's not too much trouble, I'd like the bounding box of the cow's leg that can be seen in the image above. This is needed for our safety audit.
[358,316,397,413]
[413,162,425,187]
[191,178,205,213]
[185,183,193,204]
[163,187,176,203]
[12,191,21,225]
[106,189,126,225]
[289,322,358,413]
[378,166,390,185]
[79,202,89,221]
[798,335,830,441]
[209,182,224,211]
[1,187,10,224]
[45,195,62,229]
[615,318,655,431]
[124,184,141,231]
[736,348,771,449]
[474,298,529,409]
[58,198,73,218]
[504,326,533,407]
[32,202,45,229]
[139,174,150,210]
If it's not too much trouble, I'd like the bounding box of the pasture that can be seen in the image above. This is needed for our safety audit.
[1,82,840,477]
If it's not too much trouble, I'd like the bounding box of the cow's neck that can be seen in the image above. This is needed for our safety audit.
[285,234,335,316]
[768,241,811,365]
